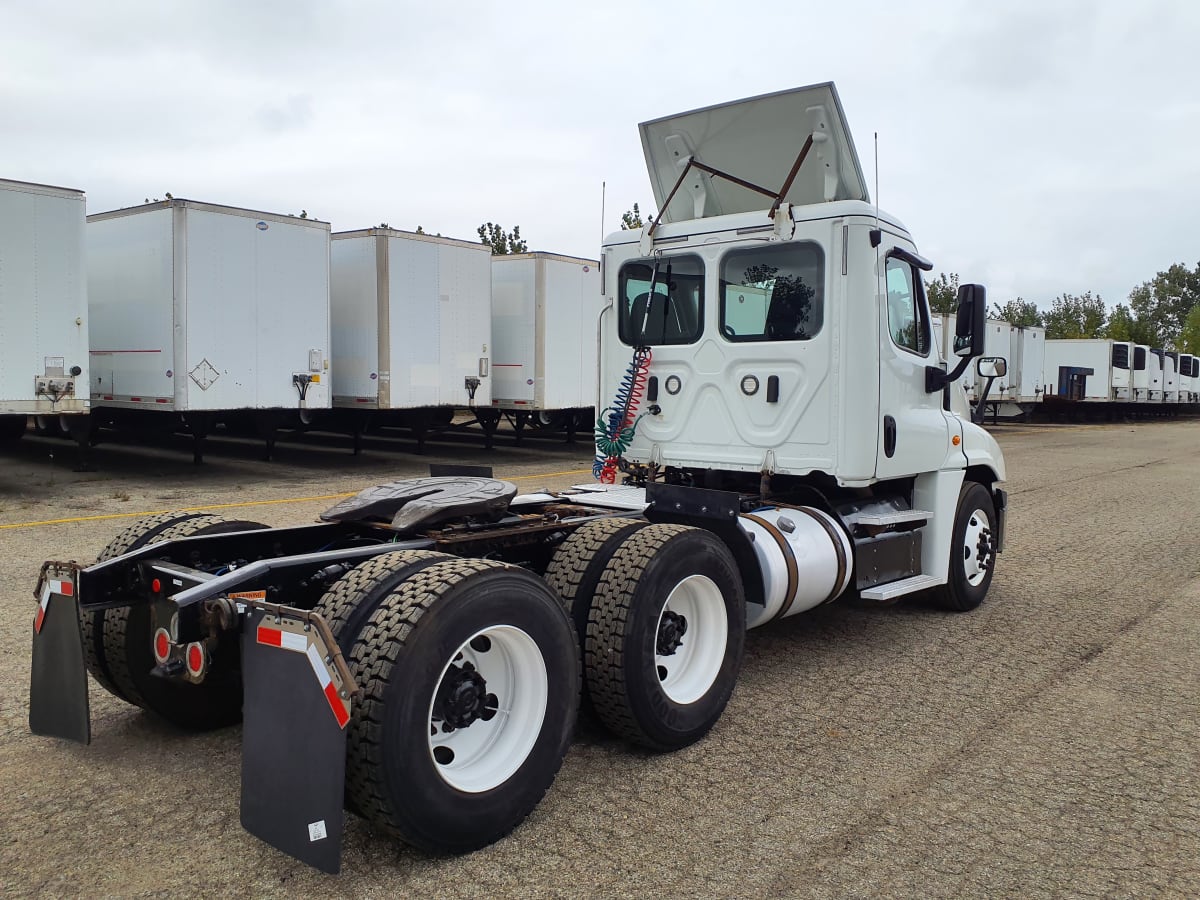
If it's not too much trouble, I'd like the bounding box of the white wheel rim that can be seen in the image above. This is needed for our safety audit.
[654,574,728,704]
[962,507,993,587]
[427,625,548,793]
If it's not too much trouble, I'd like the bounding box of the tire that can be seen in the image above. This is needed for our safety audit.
[312,549,453,655]
[586,524,745,751]
[346,558,579,854]
[544,517,648,656]
[311,549,453,818]
[0,415,28,441]
[83,511,215,702]
[929,481,997,612]
[96,513,268,729]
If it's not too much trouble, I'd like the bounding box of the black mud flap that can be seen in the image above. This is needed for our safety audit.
[29,563,90,744]
[240,605,356,875]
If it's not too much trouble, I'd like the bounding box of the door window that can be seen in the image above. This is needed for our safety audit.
[885,257,931,356]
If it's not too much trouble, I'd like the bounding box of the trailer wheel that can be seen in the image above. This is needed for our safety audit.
[544,516,648,656]
[99,514,267,729]
[82,511,216,702]
[586,524,745,751]
[346,558,579,853]
[930,481,997,612]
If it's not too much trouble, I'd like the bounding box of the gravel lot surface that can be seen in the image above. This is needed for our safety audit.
[1,421,1198,898]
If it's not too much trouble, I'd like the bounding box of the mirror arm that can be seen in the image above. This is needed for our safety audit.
[925,355,971,393]
[972,375,998,424]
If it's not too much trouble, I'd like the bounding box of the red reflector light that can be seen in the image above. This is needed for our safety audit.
[186,643,205,676]
[153,628,171,664]
[151,578,162,593]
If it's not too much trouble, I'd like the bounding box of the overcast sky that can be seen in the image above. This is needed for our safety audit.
[3,0,1198,311]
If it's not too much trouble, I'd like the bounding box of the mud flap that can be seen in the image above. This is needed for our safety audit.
[29,564,90,744]
[240,605,355,875]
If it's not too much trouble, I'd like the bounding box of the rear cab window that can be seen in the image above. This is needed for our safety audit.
[718,242,824,342]
[618,255,704,346]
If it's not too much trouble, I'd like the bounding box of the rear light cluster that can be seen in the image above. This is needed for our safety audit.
[151,626,207,678]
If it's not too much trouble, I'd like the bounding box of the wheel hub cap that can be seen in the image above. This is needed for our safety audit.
[656,610,688,656]
[435,662,497,730]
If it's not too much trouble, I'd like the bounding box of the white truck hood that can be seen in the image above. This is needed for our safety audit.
[639,82,870,223]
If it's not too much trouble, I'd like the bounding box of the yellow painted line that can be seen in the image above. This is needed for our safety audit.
[0,468,594,531]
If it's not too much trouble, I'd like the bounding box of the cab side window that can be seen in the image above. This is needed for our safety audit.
[885,257,931,356]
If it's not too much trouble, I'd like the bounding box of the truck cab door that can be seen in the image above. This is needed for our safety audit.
[875,250,951,478]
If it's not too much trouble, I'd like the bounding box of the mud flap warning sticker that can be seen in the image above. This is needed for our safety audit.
[240,605,354,874]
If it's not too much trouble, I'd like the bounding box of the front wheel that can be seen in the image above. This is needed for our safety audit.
[930,482,997,612]
[345,559,579,853]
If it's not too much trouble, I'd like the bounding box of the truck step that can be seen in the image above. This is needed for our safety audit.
[854,509,932,526]
[860,573,942,601]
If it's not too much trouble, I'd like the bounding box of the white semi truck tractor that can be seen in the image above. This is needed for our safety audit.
[28,83,1005,874]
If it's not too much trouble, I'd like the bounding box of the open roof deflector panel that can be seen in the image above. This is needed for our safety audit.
[639,82,869,224]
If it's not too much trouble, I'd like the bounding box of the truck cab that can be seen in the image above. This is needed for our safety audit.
[598,83,1004,604]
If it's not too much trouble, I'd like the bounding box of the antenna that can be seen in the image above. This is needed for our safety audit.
[600,180,606,244]
[870,131,882,248]
[874,131,880,231]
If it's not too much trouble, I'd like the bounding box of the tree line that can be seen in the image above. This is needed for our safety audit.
[926,264,1200,354]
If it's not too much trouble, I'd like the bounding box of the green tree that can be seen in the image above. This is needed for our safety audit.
[1042,292,1107,339]
[925,272,960,315]
[990,297,1043,327]
[1127,262,1200,347]
[1104,303,1157,345]
[1179,304,1200,355]
[477,222,527,254]
[621,203,653,230]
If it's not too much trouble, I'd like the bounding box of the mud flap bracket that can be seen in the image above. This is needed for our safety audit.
[29,562,90,744]
[240,603,356,875]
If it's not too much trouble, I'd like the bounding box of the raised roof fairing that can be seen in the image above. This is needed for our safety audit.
[639,82,869,224]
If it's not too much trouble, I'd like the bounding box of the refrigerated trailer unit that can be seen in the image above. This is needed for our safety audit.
[1132,345,1151,401]
[87,199,331,460]
[1164,352,1180,402]
[489,252,603,440]
[329,228,492,451]
[1180,354,1198,402]
[0,179,90,447]
[1041,339,1132,404]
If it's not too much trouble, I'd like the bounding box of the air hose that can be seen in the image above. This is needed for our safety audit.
[593,346,652,483]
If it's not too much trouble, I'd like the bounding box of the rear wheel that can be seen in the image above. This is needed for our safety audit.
[345,559,579,853]
[83,511,215,702]
[586,524,745,751]
[929,482,997,612]
[92,513,268,729]
[544,517,648,657]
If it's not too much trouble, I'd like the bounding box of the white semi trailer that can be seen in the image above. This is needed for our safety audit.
[489,252,603,441]
[87,199,331,461]
[329,228,492,452]
[0,179,90,450]
[29,83,1006,875]
[1042,339,1132,402]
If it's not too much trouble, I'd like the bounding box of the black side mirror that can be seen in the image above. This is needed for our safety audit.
[926,282,988,393]
[953,284,987,358]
